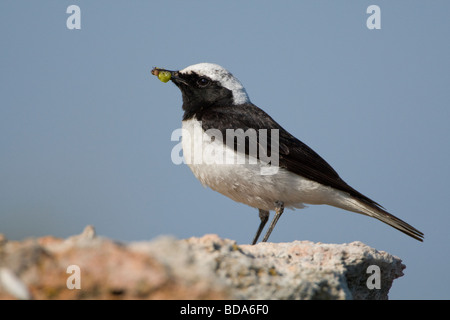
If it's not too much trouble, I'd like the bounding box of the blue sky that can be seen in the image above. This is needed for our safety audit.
[1,1,449,299]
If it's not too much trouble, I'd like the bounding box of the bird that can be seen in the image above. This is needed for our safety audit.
[151,63,424,244]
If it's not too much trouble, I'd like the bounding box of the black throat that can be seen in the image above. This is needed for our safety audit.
[172,72,235,121]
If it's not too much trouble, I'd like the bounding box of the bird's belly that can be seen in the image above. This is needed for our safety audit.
[181,119,347,211]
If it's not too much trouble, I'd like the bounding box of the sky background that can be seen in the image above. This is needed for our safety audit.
[1,1,449,299]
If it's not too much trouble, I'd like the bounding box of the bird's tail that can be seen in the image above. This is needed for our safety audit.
[342,196,424,242]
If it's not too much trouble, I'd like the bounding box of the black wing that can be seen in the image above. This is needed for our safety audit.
[198,103,424,241]
[199,103,381,207]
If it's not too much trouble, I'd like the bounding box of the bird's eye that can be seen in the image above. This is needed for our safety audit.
[197,77,210,87]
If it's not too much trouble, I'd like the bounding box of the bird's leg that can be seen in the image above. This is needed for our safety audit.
[251,209,269,245]
[262,201,284,243]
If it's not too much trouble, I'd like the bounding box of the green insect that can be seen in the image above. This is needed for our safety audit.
[158,71,171,83]
[151,68,171,83]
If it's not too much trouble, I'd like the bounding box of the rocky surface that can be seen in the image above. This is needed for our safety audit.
[0,226,405,300]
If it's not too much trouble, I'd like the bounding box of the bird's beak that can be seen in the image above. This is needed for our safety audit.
[151,67,187,85]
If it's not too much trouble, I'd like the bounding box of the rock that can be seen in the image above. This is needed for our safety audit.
[0,227,405,300]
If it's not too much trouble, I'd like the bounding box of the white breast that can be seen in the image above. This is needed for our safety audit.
[181,118,357,213]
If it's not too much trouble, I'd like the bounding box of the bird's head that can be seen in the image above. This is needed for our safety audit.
[152,63,250,119]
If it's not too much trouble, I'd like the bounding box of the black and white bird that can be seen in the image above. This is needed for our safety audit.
[153,63,423,244]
